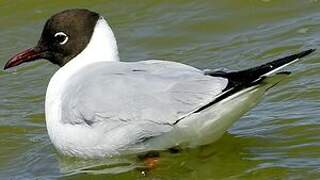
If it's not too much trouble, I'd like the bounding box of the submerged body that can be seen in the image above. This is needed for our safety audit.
[4,9,315,158]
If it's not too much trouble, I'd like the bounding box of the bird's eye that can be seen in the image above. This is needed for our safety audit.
[54,32,69,45]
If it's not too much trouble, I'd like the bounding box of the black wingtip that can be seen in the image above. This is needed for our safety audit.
[246,48,316,78]
[207,48,316,91]
[297,49,316,59]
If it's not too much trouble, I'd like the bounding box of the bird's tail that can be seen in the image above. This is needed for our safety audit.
[209,49,316,89]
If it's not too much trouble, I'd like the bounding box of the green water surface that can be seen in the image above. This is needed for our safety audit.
[0,0,319,179]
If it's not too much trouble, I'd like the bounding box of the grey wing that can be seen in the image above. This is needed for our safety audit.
[61,60,228,144]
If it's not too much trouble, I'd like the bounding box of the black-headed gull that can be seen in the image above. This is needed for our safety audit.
[4,9,315,158]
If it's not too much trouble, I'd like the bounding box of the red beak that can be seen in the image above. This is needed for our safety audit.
[4,48,44,70]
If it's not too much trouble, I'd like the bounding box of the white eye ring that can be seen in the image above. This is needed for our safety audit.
[54,32,69,45]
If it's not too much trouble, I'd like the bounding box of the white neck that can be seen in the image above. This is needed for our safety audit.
[72,16,119,66]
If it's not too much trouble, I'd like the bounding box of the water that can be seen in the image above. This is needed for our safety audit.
[0,1,319,179]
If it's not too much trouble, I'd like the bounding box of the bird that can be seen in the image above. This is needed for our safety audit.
[4,9,315,159]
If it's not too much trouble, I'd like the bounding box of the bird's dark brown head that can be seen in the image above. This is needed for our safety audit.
[4,9,100,69]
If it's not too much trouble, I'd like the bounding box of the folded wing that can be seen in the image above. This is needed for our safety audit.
[62,60,228,128]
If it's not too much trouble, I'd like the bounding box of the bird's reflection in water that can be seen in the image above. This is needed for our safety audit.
[57,132,261,178]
